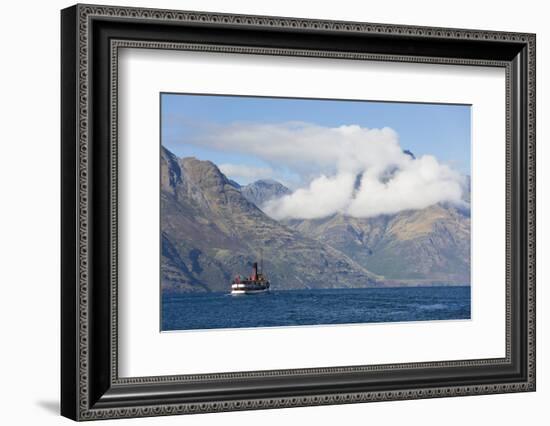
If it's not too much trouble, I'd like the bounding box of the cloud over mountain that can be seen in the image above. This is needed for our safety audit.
[188,121,466,219]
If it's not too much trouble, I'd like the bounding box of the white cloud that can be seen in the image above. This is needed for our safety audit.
[192,122,402,178]
[263,173,355,220]
[186,122,466,219]
[347,155,465,218]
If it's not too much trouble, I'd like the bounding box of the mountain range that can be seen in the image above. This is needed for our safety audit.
[161,146,470,292]
[283,204,470,284]
[161,147,380,293]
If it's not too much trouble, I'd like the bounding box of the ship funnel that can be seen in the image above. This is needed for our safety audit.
[252,262,258,280]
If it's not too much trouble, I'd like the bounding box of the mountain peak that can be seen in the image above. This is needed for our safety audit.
[180,156,236,192]
[241,179,291,207]
[403,149,416,159]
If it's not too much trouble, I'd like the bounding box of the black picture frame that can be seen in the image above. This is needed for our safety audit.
[61,4,536,421]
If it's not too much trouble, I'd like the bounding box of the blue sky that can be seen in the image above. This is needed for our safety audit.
[161,93,471,186]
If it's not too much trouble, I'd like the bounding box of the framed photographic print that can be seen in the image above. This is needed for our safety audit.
[61,4,536,421]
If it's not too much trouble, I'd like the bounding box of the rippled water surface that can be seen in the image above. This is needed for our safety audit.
[162,286,470,331]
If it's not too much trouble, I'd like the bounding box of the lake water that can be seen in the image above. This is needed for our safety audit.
[161,286,470,331]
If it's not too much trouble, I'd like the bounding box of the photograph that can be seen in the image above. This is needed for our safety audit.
[160,93,472,331]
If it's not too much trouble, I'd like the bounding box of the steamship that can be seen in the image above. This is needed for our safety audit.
[230,261,270,295]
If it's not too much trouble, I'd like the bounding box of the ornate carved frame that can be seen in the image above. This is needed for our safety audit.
[61,4,536,421]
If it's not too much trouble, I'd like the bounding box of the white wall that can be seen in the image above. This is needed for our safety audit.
[0,0,546,424]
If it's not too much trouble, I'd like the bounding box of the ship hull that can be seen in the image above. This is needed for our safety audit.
[230,287,269,295]
[230,282,270,295]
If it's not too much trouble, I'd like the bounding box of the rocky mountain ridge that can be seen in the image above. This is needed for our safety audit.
[241,179,291,208]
